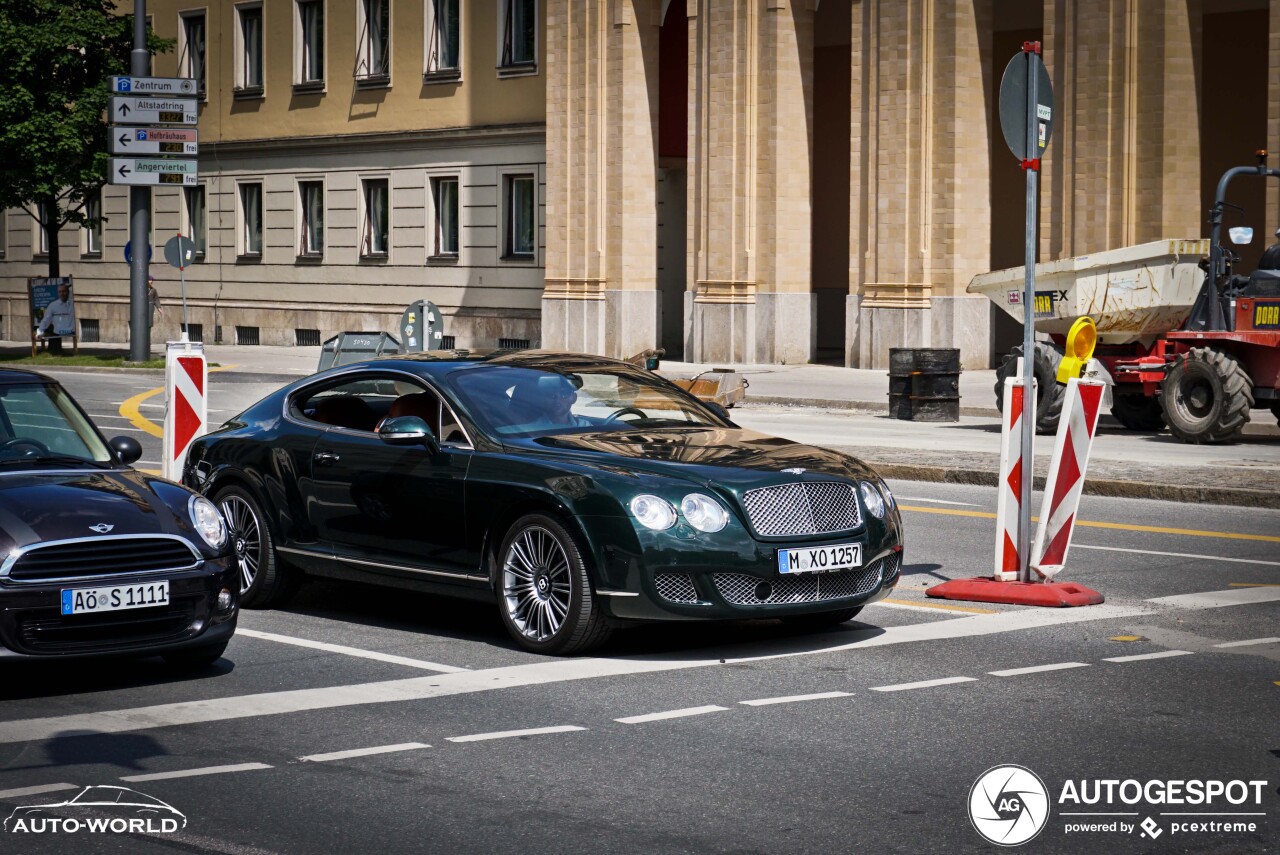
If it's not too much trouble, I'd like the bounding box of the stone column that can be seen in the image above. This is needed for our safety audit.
[543,1,662,358]
[846,0,993,369]
[686,0,815,364]
[1042,0,1201,259]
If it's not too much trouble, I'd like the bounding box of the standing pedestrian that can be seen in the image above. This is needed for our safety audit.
[148,275,164,330]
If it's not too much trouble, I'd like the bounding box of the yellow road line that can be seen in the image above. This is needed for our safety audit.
[898,504,1280,544]
[1229,582,1280,588]
[881,598,996,615]
[117,364,239,439]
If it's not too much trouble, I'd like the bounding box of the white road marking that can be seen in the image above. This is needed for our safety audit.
[121,763,272,782]
[0,782,78,799]
[1103,650,1195,663]
[616,706,728,724]
[867,601,969,616]
[740,691,852,707]
[1074,543,1280,567]
[989,662,1090,677]
[234,628,468,674]
[300,743,429,762]
[895,496,982,507]
[0,586,1268,745]
[1148,587,1280,609]
[446,726,585,743]
[870,676,977,692]
[1213,637,1280,648]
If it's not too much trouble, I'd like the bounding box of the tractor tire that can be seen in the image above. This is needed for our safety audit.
[1160,348,1253,443]
[1110,393,1166,432]
[995,343,1066,435]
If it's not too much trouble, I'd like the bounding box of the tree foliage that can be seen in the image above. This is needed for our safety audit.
[0,0,171,274]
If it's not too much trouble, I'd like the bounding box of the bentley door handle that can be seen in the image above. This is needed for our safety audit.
[313,451,340,466]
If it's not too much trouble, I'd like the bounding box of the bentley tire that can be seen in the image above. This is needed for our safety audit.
[215,486,298,608]
[162,640,228,669]
[497,514,612,655]
[995,342,1066,434]
[1160,348,1253,443]
[781,606,863,632]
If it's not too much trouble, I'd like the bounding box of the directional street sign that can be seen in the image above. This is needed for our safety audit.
[110,126,198,156]
[110,76,199,97]
[110,96,198,126]
[109,158,199,187]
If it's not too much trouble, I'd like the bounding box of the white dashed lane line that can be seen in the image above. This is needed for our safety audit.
[1073,543,1280,567]
[121,763,273,783]
[1213,637,1279,648]
[869,676,978,692]
[446,726,586,743]
[989,662,1091,677]
[616,706,729,724]
[234,628,468,674]
[1103,650,1195,663]
[739,691,852,707]
[300,743,430,762]
[0,783,78,799]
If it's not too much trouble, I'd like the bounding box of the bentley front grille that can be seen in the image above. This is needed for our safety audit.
[4,536,202,584]
[712,556,888,606]
[654,573,699,604]
[741,482,861,537]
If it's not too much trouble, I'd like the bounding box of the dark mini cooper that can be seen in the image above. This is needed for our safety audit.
[185,351,903,654]
[0,369,237,665]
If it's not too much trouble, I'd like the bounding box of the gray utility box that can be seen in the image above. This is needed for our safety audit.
[399,300,445,352]
[318,331,401,371]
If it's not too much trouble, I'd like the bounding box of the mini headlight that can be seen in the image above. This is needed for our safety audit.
[680,493,729,533]
[630,494,677,531]
[190,495,228,549]
[859,481,886,519]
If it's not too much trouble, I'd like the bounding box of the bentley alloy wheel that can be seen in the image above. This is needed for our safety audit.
[214,486,297,608]
[498,514,611,655]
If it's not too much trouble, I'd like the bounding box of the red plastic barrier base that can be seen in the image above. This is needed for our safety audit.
[925,578,1105,607]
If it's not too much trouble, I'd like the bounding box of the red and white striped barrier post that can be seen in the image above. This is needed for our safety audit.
[993,364,1035,581]
[162,340,207,482]
[1031,378,1105,578]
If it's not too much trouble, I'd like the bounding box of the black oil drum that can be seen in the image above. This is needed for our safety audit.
[887,348,961,422]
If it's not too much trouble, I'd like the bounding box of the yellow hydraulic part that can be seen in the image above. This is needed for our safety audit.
[1057,316,1097,384]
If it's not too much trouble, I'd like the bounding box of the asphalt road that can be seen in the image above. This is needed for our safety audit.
[1,369,1276,854]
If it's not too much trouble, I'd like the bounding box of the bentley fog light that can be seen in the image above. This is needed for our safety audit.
[858,481,886,519]
[190,495,228,549]
[630,495,677,531]
[680,493,729,533]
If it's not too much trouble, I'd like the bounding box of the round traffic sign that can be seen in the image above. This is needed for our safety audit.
[999,50,1054,160]
[164,234,198,269]
[123,240,152,264]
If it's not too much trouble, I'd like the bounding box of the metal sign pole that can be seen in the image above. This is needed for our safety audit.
[128,0,151,362]
[1017,46,1042,584]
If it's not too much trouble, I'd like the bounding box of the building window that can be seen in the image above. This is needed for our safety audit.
[35,201,51,256]
[361,178,388,258]
[83,193,102,256]
[184,185,207,259]
[0,209,6,258]
[504,173,535,258]
[424,0,460,80]
[180,11,206,97]
[239,182,263,257]
[299,180,325,257]
[235,3,264,95]
[356,0,390,86]
[430,176,458,258]
[295,0,325,89]
[499,0,536,72]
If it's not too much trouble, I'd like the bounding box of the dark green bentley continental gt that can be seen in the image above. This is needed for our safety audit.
[183,351,903,654]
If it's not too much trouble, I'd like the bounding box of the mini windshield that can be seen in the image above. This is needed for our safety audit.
[446,365,724,439]
[0,382,112,465]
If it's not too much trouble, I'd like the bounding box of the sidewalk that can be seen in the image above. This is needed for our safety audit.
[6,341,1278,507]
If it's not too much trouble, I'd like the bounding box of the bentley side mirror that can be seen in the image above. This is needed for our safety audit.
[378,416,441,454]
[109,435,143,465]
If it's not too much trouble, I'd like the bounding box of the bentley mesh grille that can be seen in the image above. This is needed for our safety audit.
[712,556,887,606]
[654,573,699,603]
[6,537,201,583]
[741,482,861,537]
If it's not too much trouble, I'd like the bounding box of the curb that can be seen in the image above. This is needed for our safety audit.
[746,394,1002,418]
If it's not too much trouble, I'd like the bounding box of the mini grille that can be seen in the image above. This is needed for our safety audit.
[6,538,200,583]
[741,482,861,537]
[713,557,887,606]
[654,573,699,603]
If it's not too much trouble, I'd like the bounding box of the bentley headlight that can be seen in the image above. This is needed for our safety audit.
[680,493,729,533]
[878,480,895,509]
[858,481,886,519]
[630,494,677,531]
[190,495,228,549]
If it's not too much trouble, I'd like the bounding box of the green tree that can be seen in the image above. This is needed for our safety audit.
[0,0,171,276]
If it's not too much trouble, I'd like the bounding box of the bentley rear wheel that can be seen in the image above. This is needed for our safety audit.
[497,514,612,655]
[214,486,298,608]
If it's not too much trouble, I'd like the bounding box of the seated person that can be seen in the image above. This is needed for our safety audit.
[507,374,591,431]
[1257,228,1280,271]
[311,395,377,431]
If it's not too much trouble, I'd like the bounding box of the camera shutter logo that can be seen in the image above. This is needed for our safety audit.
[968,765,1051,846]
